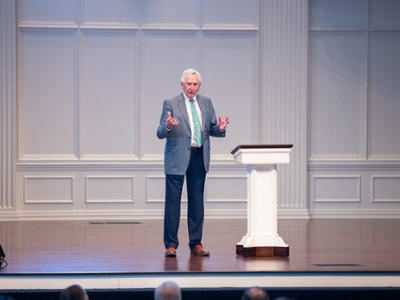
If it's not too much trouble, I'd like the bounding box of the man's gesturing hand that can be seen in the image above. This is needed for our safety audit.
[166,111,179,130]
[219,115,229,131]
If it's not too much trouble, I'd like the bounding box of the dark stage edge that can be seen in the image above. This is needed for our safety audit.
[2,287,400,300]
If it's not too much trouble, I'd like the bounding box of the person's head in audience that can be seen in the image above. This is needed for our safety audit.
[155,281,181,300]
[60,284,89,300]
[242,287,269,300]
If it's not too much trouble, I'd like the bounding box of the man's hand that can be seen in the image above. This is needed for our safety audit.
[166,111,179,130]
[219,115,229,131]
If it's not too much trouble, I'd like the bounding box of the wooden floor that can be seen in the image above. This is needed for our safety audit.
[1,218,400,275]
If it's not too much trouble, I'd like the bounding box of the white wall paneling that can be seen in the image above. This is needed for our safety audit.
[368,32,400,160]
[4,0,397,220]
[85,176,134,203]
[24,176,74,204]
[262,0,309,217]
[369,0,400,30]
[312,175,361,203]
[80,29,140,159]
[80,0,140,29]
[18,28,79,160]
[309,0,367,31]
[17,0,79,28]
[309,32,367,160]
[201,0,259,30]
[372,176,400,202]
[0,0,17,216]
[142,0,200,30]
[308,0,400,218]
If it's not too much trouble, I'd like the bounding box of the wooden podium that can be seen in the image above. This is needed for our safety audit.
[231,144,293,258]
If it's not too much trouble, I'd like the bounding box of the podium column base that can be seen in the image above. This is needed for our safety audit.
[236,245,289,257]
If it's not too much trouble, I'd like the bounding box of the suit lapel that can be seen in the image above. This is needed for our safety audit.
[177,93,190,129]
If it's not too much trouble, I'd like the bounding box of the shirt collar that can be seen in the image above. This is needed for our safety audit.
[183,93,197,103]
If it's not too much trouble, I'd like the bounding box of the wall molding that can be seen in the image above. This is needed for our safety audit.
[23,176,74,204]
[372,175,400,203]
[0,0,16,211]
[85,176,134,203]
[312,175,361,203]
[308,161,400,170]
[309,208,400,219]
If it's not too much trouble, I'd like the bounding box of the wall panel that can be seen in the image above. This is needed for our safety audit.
[18,29,78,160]
[309,0,367,31]
[80,29,139,159]
[313,176,360,203]
[202,0,259,30]
[85,176,134,203]
[142,0,199,29]
[81,0,140,28]
[309,32,366,159]
[17,0,78,27]
[24,176,73,203]
[369,33,400,159]
[372,176,400,202]
[370,0,400,30]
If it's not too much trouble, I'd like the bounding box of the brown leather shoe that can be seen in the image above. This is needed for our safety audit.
[165,247,176,257]
[190,244,210,256]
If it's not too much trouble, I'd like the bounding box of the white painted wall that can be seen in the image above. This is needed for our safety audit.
[1,0,399,220]
[308,0,400,217]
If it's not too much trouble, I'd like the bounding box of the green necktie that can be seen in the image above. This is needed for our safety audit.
[190,99,202,147]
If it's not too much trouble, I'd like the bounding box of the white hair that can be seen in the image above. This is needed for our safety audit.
[154,281,181,300]
[181,68,202,84]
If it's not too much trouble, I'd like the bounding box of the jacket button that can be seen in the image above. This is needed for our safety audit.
[188,147,191,150]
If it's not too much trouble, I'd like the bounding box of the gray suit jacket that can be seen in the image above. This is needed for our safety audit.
[157,93,225,175]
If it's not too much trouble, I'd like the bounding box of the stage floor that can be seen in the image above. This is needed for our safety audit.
[1,219,400,290]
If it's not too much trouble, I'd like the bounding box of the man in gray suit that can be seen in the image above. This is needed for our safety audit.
[157,69,229,257]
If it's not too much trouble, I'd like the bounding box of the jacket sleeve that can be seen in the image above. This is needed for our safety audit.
[157,99,171,139]
[208,99,226,138]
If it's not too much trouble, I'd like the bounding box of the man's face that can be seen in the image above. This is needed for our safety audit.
[181,73,201,99]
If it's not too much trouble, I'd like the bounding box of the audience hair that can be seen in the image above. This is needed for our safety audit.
[60,284,89,300]
[154,281,181,300]
[242,287,269,300]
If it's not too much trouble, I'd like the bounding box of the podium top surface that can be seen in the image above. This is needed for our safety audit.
[231,144,293,155]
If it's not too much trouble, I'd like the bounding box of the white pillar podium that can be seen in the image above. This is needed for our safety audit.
[231,144,293,257]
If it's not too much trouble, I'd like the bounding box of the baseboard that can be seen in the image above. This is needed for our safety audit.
[0,211,19,221]
[2,208,400,221]
[0,209,246,221]
[278,209,310,219]
[309,209,400,218]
